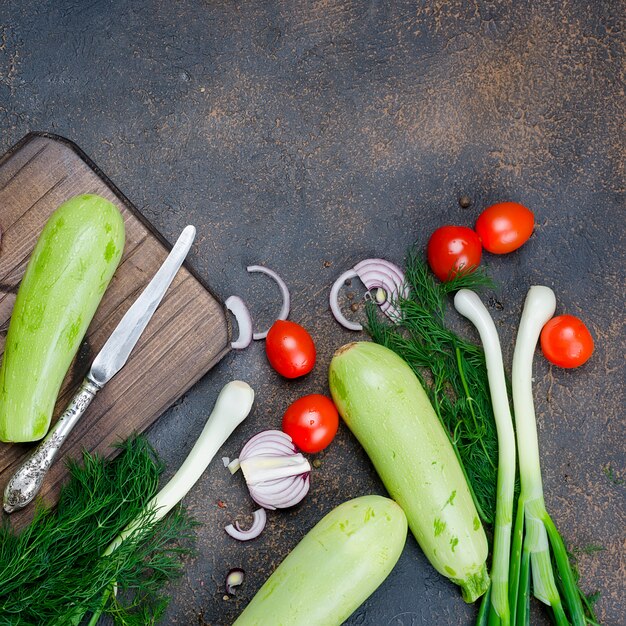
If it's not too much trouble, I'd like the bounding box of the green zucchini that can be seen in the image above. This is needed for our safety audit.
[233,495,407,626]
[0,194,125,442]
[329,341,489,603]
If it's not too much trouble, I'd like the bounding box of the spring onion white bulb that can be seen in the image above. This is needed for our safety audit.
[105,380,255,554]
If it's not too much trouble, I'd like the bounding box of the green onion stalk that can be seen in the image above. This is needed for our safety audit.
[81,381,255,626]
[454,290,516,626]
[509,286,585,626]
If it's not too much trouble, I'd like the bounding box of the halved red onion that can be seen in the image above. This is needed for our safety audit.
[329,258,408,330]
[225,295,253,349]
[225,508,267,541]
[247,265,290,340]
[229,430,311,510]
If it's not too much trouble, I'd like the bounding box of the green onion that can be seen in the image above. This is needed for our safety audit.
[454,289,516,626]
[510,286,585,626]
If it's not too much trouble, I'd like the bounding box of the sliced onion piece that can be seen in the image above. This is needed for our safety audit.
[330,259,408,330]
[224,508,267,541]
[329,269,361,331]
[354,258,408,322]
[230,430,311,510]
[251,475,310,509]
[225,296,253,349]
[239,429,296,460]
[247,265,290,340]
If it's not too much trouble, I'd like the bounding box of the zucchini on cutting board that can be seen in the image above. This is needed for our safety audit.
[0,133,230,526]
[0,194,125,442]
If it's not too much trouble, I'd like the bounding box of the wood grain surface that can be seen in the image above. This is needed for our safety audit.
[0,133,230,529]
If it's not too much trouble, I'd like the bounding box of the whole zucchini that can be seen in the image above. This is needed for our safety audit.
[233,495,407,626]
[329,341,489,602]
[0,194,125,442]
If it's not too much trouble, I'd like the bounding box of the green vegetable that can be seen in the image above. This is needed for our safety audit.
[454,289,516,626]
[233,495,407,626]
[329,342,489,603]
[509,286,590,626]
[0,194,125,442]
[0,436,196,625]
[365,252,499,525]
[83,381,255,626]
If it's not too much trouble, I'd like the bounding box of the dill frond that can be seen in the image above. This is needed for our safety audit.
[0,436,196,625]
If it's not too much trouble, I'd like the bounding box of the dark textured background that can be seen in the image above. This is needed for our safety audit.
[0,1,624,624]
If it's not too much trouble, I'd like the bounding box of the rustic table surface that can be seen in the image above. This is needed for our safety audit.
[0,1,623,625]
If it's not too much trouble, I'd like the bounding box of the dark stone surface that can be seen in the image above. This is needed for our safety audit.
[0,1,624,624]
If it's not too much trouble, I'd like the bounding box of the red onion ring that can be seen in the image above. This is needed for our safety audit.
[225,508,267,541]
[329,269,361,331]
[329,258,408,330]
[247,265,291,340]
[225,296,253,349]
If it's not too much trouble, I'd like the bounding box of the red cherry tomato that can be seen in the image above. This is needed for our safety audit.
[265,320,316,378]
[475,202,534,254]
[282,394,339,453]
[540,315,594,368]
[427,225,482,282]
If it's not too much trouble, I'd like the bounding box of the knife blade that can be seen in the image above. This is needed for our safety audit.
[90,224,196,386]
[3,224,196,513]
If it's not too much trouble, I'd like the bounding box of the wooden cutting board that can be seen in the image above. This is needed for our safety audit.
[0,133,231,528]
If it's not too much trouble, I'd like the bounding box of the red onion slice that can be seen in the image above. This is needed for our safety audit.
[225,296,253,349]
[225,508,267,541]
[330,259,408,330]
[251,475,310,509]
[329,269,361,330]
[239,430,295,460]
[247,265,291,340]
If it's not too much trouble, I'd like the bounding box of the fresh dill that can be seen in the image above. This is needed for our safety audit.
[366,251,499,524]
[0,436,196,626]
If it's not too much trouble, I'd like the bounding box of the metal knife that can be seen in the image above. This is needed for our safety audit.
[3,225,196,513]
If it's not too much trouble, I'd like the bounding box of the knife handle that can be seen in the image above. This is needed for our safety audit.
[3,377,102,514]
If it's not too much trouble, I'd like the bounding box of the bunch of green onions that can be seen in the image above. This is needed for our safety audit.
[456,286,593,626]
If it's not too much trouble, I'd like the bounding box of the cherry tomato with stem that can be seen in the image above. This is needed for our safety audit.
[475,202,534,254]
[282,394,339,453]
[265,320,316,378]
[540,315,594,368]
[427,225,482,282]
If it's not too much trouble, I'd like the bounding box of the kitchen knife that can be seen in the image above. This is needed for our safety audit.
[3,225,196,513]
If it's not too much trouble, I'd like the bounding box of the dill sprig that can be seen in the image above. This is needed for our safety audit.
[366,250,499,524]
[0,436,196,626]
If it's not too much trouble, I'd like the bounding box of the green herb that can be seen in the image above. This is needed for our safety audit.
[0,436,196,625]
[366,251,499,524]
[572,544,606,556]
[602,463,624,486]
